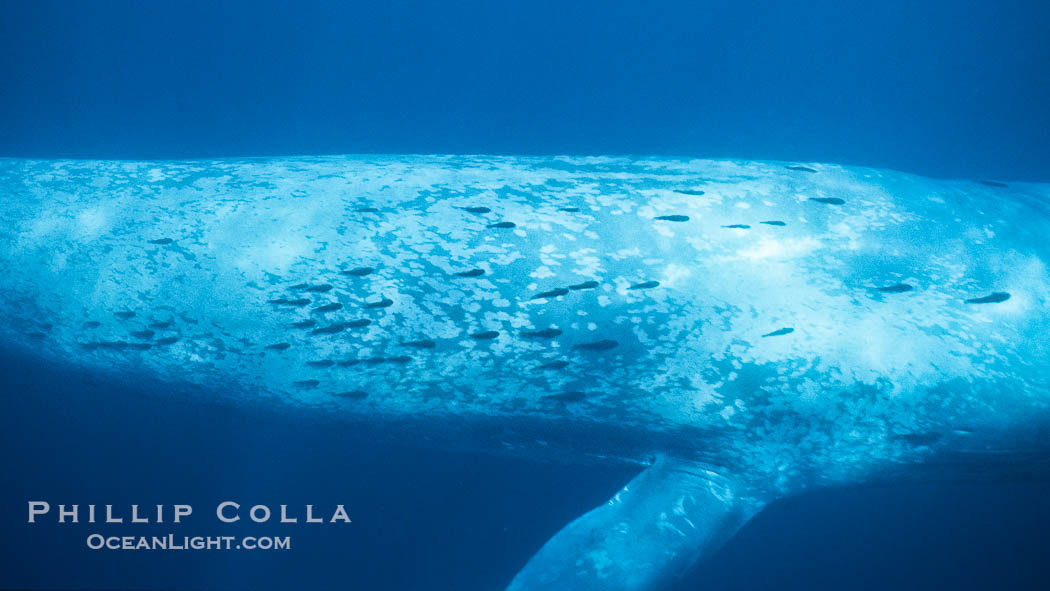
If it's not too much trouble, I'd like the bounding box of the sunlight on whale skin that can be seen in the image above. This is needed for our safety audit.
[0,155,1047,590]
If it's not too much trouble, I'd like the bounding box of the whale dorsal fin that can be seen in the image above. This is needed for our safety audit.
[507,457,767,590]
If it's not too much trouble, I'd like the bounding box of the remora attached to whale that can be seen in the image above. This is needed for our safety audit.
[0,155,1048,590]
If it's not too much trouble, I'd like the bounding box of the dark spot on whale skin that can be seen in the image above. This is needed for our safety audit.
[341,267,374,277]
[760,221,786,226]
[629,281,660,290]
[536,360,570,371]
[305,284,334,293]
[532,288,569,300]
[543,391,586,403]
[471,330,500,340]
[386,355,412,363]
[83,321,101,329]
[312,303,343,314]
[454,268,485,277]
[148,238,174,245]
[334,390,369,399]
[522,328,562,339]
[402,339,436,349]
[355,207,380,213]
[292,319,317,329]
[965,292,1011,304]
[489,221,516,229]
[674,189,706,196]
[266,343,292,351]
[364,297,394,309]
[787,165,817,173]
[574,339,618,351]
[345,319,371,328]
[307,360,335,368]
[569,281,598,290]
[131,329,155,340]
[978,180,1008,188]
[723,224,750,229]
[809,197,845,205]
[877,283,914,293]
[461,206,491,214]
[155,336,179,345]
[558,207,580,212]
[654,215,689,222]
[115,311,136,320]
[269,298,311,307]
[149,321,172,329]
[762,327,794,337]
[312,323,346,335]
[294,379,321,389]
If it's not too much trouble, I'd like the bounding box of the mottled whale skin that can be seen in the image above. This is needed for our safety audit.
[1,156,1049,589]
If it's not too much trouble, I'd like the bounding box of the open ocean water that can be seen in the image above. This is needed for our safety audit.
[1,1,1049,590]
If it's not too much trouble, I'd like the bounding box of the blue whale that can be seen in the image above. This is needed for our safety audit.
[0,155,1048,589]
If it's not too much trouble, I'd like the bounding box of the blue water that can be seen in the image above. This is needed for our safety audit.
[2,1,1049,589]
[2,0,1049,180]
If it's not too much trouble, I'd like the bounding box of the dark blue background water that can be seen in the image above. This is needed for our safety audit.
[2,1,1049,589]
[2,0,1049,180]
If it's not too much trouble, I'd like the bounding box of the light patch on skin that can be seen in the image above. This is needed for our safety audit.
[73,206,112,240]
[529,266,556,279]
[796,380,823,402]
[568,248,603,277]
[476,244,519,264]
[653,224,677,238]
[539,253,566,269]
[581,550,614,577]
[691,386,721,411]
[659,264,692,288]
[729,237,821,262]
[612,247,642,260]
[821,221,862,251]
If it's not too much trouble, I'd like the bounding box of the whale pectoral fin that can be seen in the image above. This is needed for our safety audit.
[506,457,766,591]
